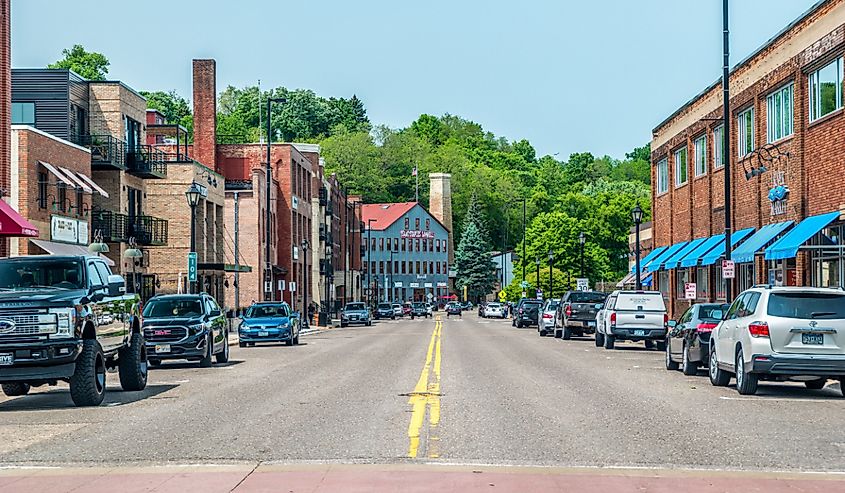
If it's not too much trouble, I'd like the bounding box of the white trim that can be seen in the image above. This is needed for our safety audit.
[11,125,91,154]
[693,135,707,177]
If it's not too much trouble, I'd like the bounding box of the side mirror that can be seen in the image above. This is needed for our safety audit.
[667,320,677,328]
[106,274,125,297]
[594,303,603,310]
[210,309,222,317]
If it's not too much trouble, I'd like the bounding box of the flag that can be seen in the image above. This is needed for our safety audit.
[412,166,417,176]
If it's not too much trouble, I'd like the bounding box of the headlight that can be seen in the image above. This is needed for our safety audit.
[239,323,250,331]
[188,323,204,335]
[278,321,290,328]
[49,307,76,338]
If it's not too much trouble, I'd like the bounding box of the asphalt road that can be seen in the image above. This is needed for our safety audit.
[2,312,845,491]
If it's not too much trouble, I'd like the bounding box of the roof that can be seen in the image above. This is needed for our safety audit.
[361,202,418,230]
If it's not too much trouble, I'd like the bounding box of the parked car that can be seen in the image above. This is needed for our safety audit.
[555,291,608,339]
[238,302,300,347]
[595,291,667,350]
[709,286,845,396]
[0,255,146,407]
[446,302,462,317]
[392,303,403,317]
[477,302,486,317]
[483,302,506,319]
[512,298,543,328]
[340,302,372,327]
[402,303,412,317]
[665,303,728,375]
[425,303,433,316]
[462,301,473,311]
[410,302,430,319]
[375,303,396,320]
[538,299,561,336]
[143,294,229,368]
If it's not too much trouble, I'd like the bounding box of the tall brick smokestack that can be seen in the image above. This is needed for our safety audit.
[0,0,10,257]
[192,59,217,172]
[429,173,453,265]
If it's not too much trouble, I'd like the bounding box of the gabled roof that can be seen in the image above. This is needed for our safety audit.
[361,202,418,230]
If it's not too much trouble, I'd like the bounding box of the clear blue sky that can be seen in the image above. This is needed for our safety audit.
[11,0,816,160]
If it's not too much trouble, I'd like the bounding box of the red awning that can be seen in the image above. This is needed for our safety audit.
[0,200,38,237]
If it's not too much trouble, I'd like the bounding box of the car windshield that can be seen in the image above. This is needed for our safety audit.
[413,303,424,308]
[345,303,366,311]
[487,303,501,308]
[767,293,845,319]
[378,304,392,309]
[569,292,607,303]
[545,301,560,311]
[245,304,289,318]
[0,259,85,290]
[143,298,203,318]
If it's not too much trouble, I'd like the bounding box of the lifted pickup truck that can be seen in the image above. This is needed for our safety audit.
[0,255,146,406]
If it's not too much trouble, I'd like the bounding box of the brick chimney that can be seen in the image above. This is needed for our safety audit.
[192,59,217,172]
[429,173,453,265]
[0,0,9,257]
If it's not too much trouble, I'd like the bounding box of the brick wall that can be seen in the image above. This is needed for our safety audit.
[192,59,217,172]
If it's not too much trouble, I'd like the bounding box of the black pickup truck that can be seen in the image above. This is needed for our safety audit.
[0,255,146,406]
[555,290,607,339]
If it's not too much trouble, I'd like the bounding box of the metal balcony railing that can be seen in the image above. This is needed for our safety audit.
[91,210,130,243]
[129,215,168,246]
[91,210,168,246]
[126,144,168,178]
[76,135,126,170]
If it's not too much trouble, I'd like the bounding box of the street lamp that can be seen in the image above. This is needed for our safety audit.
[547,250,554,300]
[535,256,541,298]
[632,203,644,290]
[366,218,376,308]
[265,97,286,302]
[301,239,309,324]
[578,231,586,280]
[124,237,143,295]
[185,182,202,294]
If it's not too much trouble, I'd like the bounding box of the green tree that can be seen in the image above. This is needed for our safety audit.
[140,90,193,141]
[455,222,497,301]
[512,139,536,163]
[47,45,109,80]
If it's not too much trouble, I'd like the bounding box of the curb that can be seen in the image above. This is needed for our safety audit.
[227,327,324,346]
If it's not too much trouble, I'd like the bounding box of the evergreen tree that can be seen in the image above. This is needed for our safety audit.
[455,222,497,300]
[462,192,489,247]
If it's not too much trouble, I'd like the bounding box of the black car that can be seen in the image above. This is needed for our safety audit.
[410,302,429,319]
[374,303,396,320]
[143,294,229,368]
[445,302,462,317]
[556,291,608,339]
[665,303,728,375]
[512,298,543,328]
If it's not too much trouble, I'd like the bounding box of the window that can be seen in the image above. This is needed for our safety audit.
[436,262,441,274]
[379,261,384,274]
[371,238,376,251]
[696,267,709,299]
[737,107,754,156]
[443,262,447,274]
[713,125,725,169]
[739,263,755,292]
[37,172,47,209]
[715,266,727,300]
[76,188,83,216]
[675,269,689,298]
[379,238,384,251]
[57,184,67,213]
[693,135,707,177]
[371,261,375,274]
[401,238,406,251]
[656,158,669,194]
[394,261,399,273]
[809,57,843,122]
[415,218,420,229]
[673,147,688,187]
[402,261,406,274]
[429,239,433,251]
[430,261,434,274]
[423,239,427,252]
[386,261,392,274]
[425,219,430,230]
[416,261,421,274]
[423,262,428,274]
[766,82,794,142]
[393,238,398,251]
[404,217,410,229]
[11,102,34,125]
[436,240,441,252]
[415,239,420,251]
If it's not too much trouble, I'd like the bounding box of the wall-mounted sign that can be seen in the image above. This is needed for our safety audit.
[409,282,420,288]
[768,171,789,216]
[400,230,435,239]
[684,282,697,300]
[51,215,87,245]
[416,274,427,280]
[293,246,299,260]
[292,196,299,210]
[394,281,403,287]
[424,282,433,288]
[448,269,457,278]
[436,282,448,288]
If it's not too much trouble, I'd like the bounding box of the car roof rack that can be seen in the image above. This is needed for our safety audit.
[752,284,772,289]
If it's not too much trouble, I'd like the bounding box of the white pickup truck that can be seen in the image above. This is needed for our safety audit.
[596,290,668,350]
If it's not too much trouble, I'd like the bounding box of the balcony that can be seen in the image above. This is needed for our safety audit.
[129,215,168,246]
[126,145,168,179]
[91,210,168,246]
[91,210,129,243]
[76,135,126,170]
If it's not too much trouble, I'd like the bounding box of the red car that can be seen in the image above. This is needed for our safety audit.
[402,303,412,317]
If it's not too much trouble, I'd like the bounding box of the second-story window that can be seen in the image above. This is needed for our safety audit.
[737,107,754,157]
[713,125,725,169]
[394,238,398,251]
[416,239,420,251]
[371,238,376,251]
[673,147,688,187]
[401,238,406,251]
[425,218,430,230]
[57,184,67,212]
[423,239,427,252]
[656,158,669,194]
[404,217,409,229]
[11,102,34,125]
[809,57,843,122]
[766,82,794,142]
[693,135,707,177]
[436,240,441,252]
[415,218,420,230]
[379,238,384,251]
[37,172,47,209]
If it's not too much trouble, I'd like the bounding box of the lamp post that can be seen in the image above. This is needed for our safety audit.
[265,97,286,302]
[578,231,586,279]
[721,0,734,302]
[366,218,376,308]
[301,239,309,323]
[185,182,202,294]
[547,250,554,300]
[124,238,143,296]
[389,250,395,302]
[632,204,644,290]
[535,256,541,298]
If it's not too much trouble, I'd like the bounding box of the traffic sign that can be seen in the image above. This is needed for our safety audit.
[427,292,434,301]
[498,290,507,302]
[576,278,589,291]
[536,289,543,300]
[520,280,529,289]
[722,260,735,279]
[187,252,197,282]
[685,282,697,300]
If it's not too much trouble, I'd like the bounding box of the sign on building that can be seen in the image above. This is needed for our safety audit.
[424,282,433,288]
[400,230,435,239]
[409,282,420,288]
[722,260,735,279]
[394,281,403,287]
[51,216,87,245]
[685,282,697,300]
[289,282,297,292]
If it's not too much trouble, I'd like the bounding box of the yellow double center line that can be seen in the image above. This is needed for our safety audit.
[406,316,442,458]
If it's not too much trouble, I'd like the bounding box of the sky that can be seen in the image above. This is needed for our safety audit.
[11,0,818,160]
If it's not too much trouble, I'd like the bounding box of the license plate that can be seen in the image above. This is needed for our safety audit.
[0,353,13,366]
[155,344,171,353]
[802,333,824,345]
[258,331,269,337]
[633,330,646,336]
[588,321,596,327]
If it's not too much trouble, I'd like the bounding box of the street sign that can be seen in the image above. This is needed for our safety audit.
[187,252,197,282]
[685,282,697,300]
[722,260,735,279]
[427,293,433,301]
[498,290,507,302]
[520,281,529,289]
[536,289,543,300]
[289,282,297,292]
[278,280,285,291]
[264,281,272,293]
[576,278,589,291]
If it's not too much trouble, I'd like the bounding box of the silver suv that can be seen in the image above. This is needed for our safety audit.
[709,286,845,396]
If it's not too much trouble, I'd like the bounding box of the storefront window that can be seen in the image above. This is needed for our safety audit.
[715,267,727,301]
[675,269,689,299]
[811,224,844,288]
[696,267,709,299]
[658,271,669,299]
[738,263,755,292]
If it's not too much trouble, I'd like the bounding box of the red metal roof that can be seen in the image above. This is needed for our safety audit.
[361,202,418,230]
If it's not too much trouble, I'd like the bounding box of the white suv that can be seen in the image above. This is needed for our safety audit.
[709,286,845,396]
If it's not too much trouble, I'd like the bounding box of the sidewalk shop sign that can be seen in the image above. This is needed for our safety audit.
[722,260,735,279]
[685,282,697,300]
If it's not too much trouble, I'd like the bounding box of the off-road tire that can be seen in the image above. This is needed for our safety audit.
[2,382,30,396]
[735,349,758,395]
[604,334,615,350]
[118,332,148,391]
[216,330,230,363]
[199,333,213,368]
[69,339,106,407]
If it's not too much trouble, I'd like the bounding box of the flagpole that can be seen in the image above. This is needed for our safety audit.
[415,165,419,202]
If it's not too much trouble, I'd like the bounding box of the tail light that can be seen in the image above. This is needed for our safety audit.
[610,312,616,326]
[519,308,524,314]
[543,313,553,319]
[664,313,669,326]
[748,321,769,338]
[565,305,572,316]
[696,323,717,333]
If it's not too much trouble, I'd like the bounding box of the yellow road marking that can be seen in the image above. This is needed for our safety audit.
[407,316,443,458]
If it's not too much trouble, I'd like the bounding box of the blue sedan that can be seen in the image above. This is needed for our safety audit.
[238,302,300,347]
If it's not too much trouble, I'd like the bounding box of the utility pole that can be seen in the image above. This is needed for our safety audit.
[234,191,240,314]
[265,97,286,302]
[722,0,734,302]
[521,198,527,284]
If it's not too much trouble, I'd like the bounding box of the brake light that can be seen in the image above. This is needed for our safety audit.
[610,312,616,325]
[748,321,769,338]
[696,323,717,333]
[543,313,553,319]
[664,313,669,326]
[565,305,572,316]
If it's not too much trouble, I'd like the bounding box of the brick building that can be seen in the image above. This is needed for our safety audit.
[650,0,845,316]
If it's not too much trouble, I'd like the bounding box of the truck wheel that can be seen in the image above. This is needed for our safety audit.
[149,359,162,367]
[1,382,30,397]
[604,334,615,350]
[199,333,214,368]
[805,378,826,390]
[216,330,230,363]
[708,346,731,387]
[644,340,655,349]
[655,340,667,351]
[665,340,679,370]
[118,332,148,392]
[563,326,572,340]
[595,332,605,347]
[69,339,106,407]
[681,345,698,376]
[735,349,758,395]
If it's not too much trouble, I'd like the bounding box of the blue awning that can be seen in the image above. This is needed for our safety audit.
[650,241,690,271]
[765,211,840,260]
[663,238,708,270]
[642,274,653,286]
[680,234,725,268]
[631,246,668,274]
[701,227,756,266]
[731,221,793,263]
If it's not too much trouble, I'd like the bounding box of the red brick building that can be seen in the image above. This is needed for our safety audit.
[650,0,845,316]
